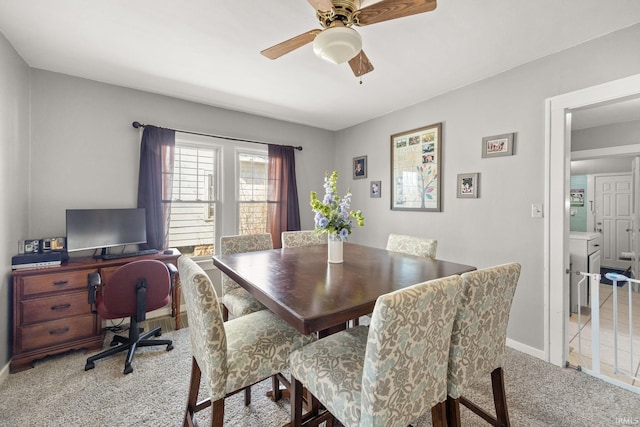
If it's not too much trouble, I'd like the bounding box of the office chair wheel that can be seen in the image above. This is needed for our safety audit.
[124,363,133,375]
[154,330,162,337]
[167,343,174,351]
[85,361,95,371]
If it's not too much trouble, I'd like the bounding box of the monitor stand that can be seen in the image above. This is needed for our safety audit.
[92,247,108,259]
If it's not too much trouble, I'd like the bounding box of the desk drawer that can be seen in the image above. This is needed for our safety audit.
[20,269,97,297]
[18,314,97,352]
[588,236,602,254]
[20,291,91,325]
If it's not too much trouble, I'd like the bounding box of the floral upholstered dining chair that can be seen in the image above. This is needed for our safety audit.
[386,233,438,258]
[219,233,273,321]
[353,233,439,327]
[281,230,327,248]
[178,256,316,427]
[446,262,521,427]
[289,275,463,427]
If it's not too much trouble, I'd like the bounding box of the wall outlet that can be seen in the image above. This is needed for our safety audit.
[531,203,543,218]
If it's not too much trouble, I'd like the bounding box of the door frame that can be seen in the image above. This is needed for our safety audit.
[545,73,640,366]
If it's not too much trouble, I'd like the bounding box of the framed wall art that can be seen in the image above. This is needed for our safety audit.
[481,132,515,158]
[457,173,479,198]
[353,155,367,179]
[370,180,381,198]
[390,122,442,211]
[570,189,584,206]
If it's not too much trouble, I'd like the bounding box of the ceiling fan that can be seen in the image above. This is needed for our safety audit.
[260,0,437,77]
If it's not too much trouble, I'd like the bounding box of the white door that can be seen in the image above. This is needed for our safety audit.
[595,174,633,270]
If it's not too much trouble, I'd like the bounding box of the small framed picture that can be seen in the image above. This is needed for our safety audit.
[457,173,479,198]
[370,180,381,198]
[353,155,367,179]
[570,189,584,206]
[481,133,515,158]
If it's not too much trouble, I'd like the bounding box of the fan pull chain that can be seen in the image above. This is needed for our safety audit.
[359,52,363,85]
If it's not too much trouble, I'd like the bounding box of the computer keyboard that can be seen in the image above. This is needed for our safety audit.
[101,249,159,260]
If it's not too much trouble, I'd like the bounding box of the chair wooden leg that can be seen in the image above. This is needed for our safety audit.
[309,391,320,417]
[244,386,251,406]
[291,376,304,427]
[431,401,447,427]
[271,375,282,401]
[491,367,511,427]
[211,398,225,427]
[184,357,202,427]
[222,305,229,322]
[445,396,462,427]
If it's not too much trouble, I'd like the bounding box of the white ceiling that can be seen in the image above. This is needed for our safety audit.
[1,0,640,131]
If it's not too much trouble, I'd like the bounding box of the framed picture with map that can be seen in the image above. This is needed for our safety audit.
[390,122,442,211]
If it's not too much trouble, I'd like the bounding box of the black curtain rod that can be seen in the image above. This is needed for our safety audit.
[132,121,303,151]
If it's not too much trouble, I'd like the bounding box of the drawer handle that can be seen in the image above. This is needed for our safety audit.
[52,280,69,286]
[50,303,71,311]
[49,327,70,336]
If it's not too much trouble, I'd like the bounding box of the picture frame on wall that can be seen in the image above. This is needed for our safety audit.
[353,155,367,179]
[481,132,515,158]
[570,189,584,206]
[457,173,479,198]
[370,180,381,198]
[390,122,442,211]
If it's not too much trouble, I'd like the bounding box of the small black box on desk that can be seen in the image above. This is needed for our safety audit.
[12,252,62,270]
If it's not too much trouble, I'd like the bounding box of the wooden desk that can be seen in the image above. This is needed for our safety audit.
[213,243,475,336]
[11,249,181,373]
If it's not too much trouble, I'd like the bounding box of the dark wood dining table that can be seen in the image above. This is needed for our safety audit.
[213,242,475,337]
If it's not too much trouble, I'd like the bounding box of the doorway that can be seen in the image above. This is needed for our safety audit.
[546,73,640,369]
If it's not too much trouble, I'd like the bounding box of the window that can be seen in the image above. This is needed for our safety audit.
[237,152,268,235]
[167,135,269,258]
[168,143,218,257]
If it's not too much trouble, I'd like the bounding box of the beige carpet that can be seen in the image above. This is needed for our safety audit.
[1,318,639,426]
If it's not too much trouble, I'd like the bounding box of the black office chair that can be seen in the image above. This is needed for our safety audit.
[84,259,176,374]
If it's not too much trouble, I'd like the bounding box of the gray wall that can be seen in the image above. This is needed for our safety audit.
[0,34,30,369]
[333,24,640,351]
[28,70,335,239]
[571,120,640,175]
[572,120,640,152]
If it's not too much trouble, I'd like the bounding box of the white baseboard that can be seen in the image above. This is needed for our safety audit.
[0,360,10,386]
[506,338,546,360]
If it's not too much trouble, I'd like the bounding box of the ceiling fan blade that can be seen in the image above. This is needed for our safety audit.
[348,50,374,77]
[307,0,334,12]
[261,30,321,60]
[355,0,437,26]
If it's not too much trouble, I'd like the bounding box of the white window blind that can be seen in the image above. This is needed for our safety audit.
[238,152,268,235]
[168,144,218,256]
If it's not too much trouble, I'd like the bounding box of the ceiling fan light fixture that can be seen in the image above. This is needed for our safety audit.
[313,26,362,64]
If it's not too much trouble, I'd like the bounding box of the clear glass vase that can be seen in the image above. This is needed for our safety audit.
[327,233,344,264]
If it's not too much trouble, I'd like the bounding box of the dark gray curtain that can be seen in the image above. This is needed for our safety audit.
[137,126,175,250]
[267,144,301,248]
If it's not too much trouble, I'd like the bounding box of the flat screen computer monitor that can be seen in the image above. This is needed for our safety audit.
[66,208,147,254]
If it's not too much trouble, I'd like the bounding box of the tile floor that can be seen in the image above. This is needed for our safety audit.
[568,281,640,387]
